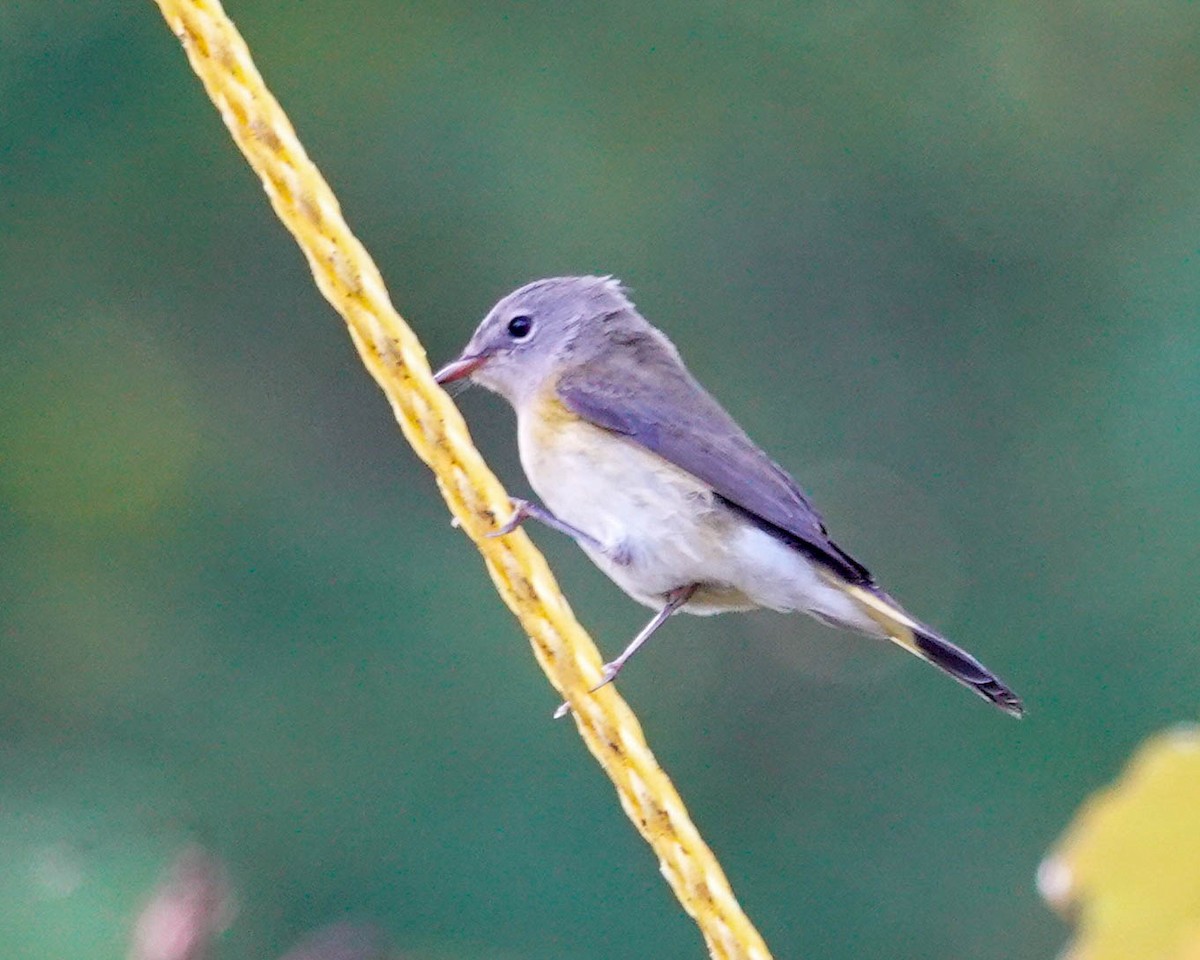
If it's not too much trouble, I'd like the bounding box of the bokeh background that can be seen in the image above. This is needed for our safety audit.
[4,1,1199,958]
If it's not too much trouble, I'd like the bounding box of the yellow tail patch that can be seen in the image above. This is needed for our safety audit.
[841,583,924,656]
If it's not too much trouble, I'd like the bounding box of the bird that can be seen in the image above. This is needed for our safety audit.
[434,276,1022,717]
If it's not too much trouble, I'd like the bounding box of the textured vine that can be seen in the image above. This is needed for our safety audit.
[149,2,773,957]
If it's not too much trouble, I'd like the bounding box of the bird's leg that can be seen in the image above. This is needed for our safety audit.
[593,584,698,690]
[488,497,606,554]
[553,583,699,719]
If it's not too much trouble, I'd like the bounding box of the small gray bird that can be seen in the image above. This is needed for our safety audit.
[435,276,1022,717]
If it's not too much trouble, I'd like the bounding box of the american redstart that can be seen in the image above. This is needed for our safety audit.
[435,276,1021,718]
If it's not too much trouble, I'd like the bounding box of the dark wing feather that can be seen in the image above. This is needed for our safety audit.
[556,333,873,585]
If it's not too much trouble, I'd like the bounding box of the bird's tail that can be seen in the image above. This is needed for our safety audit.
[841,583,1024,718]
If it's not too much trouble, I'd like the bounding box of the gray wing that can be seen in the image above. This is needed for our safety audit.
[556,334,873,585]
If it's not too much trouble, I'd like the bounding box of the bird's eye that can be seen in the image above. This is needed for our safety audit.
[506,315,533,339]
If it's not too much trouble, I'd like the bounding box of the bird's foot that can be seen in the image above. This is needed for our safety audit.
[486,497,607,554]
[486,497,534,538]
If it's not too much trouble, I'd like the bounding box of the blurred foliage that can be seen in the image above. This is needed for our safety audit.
[3,1,1200,958]
[1041,727,1200,960]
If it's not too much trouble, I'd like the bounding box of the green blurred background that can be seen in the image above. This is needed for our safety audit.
[3,1,1199,957]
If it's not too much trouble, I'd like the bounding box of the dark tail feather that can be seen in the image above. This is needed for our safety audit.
[841,584,1024,717]
[911,628,1024,718]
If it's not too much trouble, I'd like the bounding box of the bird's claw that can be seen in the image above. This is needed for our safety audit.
[589,663,620,694]
[486,498,530,538]
[553,662,622,719]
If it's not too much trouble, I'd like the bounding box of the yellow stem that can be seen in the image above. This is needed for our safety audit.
[148,3,773,957]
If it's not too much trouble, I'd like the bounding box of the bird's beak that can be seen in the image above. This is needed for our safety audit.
[433,353,488,385]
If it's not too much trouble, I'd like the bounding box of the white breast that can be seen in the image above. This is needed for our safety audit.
[518,409,721,604]
[515,402,876,631]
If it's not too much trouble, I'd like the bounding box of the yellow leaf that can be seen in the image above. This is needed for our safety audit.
[1040,726,1200,960]
[1175,930,1200,960]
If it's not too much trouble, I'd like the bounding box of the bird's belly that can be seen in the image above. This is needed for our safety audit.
[517,407,869,626]
[518,412,729,604]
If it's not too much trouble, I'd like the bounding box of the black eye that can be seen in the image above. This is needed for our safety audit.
[506,315,533,339]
